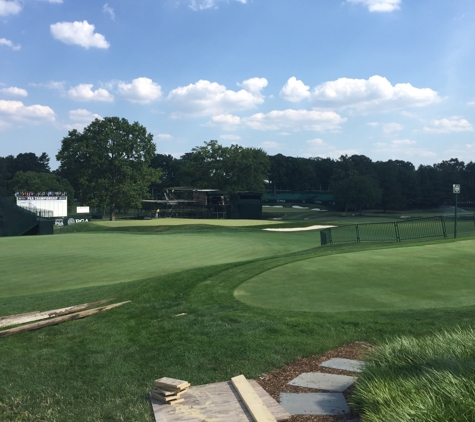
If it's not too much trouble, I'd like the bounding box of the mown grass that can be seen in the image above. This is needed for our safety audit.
[352,327,475,422]
[1,222,474,421]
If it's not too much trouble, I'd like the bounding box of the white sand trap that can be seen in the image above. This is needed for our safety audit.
[263,225,335,232]
[292,205,309,209]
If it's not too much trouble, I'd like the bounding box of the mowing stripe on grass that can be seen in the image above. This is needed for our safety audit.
[234,240,475,312]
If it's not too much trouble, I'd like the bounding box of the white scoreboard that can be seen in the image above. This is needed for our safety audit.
[16,194,68,217]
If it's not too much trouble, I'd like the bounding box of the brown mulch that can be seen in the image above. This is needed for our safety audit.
[256,342,375,422]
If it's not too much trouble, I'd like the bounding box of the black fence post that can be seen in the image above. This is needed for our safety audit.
[356,224,360,242]
[441,216,447,238]
[394,222,400,242]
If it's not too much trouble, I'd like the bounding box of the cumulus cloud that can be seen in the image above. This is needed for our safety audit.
[50,21,110,49]
[423,117,473,133]
[0,0,22,16]
[67,84,114,102]
[0,38,21,50]
[347,0,401,12]
[167,78,266,117]
[311,75,440,113]
[64,108,102,131]
[237,77,268,94]
[1,87,27,97]
[383,122,403,133]
[69,109,102,122]
[103,3,115,20]
[0,100,55,123]
[243,109,346,132]
[117,77,162,104]
[47,0,63,3]
[280,77,310,102]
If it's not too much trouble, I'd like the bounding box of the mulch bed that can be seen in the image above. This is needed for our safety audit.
[256,342,375,422]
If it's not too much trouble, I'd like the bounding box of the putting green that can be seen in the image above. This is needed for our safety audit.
[0,229,318,298]
[92,218,283,228]
[234,240,475,312]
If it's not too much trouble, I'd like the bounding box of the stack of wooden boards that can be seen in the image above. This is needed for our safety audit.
[151,377,190,405]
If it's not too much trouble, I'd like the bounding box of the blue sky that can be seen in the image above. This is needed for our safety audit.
[1,0,474,169]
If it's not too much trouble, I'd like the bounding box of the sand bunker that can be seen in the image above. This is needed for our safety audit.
[263,225,335,232]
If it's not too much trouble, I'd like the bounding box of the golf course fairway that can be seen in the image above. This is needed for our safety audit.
[0,229,319,297]
[234,240,475,312]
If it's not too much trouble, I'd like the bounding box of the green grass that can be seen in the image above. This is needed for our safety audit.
[0,227,319,297]
[235,239,475,312]
[1,221,475,421]
[351,327,475,422]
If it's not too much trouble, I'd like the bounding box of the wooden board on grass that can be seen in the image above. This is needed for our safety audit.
[231,375,277,422]
[154,377,190,391]
[151,380,290,422]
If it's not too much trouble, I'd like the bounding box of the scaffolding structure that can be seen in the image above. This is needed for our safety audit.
[142,187,228,219]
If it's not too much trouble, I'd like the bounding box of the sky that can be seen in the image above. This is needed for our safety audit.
[1,0,475,169]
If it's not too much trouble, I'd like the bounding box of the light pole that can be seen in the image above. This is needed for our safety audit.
[453,184,460,238]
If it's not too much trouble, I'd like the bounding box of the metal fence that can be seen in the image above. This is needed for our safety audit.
[320,215,475,245]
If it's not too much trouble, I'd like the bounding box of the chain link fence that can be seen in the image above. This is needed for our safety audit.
[320,215,475,245]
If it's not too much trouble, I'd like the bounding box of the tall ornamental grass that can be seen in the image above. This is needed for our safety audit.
[352,327,475,422]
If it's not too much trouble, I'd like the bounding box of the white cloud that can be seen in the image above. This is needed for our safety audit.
[243,109,346,132]
[64,109,102,131]
[1,87,27,97]
[347,0,401,12]
[50,21,110,49]
[0,0,22,16]
[0,100,55,123]
[311,75,440,114]
[423,117,473,133]
[0,38,21,50]
[280,77,310,102]
[103,3,115,20]
[67,84,114,102]
[167,79,266,117]
[69,109,102,122]
[189,0,246,11]
[367,122,379,127]
[372,139,436,158]
[221,134,241,141]
[48,0,63,3]
[208,114,241,129]
[117,77,162,103]
[383,122,403,133]
[238,77,268,94]
[468,99,475,106]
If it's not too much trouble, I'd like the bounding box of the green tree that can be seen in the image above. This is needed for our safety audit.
[56,117,161,220]
[181,140,270,192]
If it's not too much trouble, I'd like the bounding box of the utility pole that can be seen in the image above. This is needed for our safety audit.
[453,184,460,238]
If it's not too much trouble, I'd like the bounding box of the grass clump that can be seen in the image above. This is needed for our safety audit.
[352,327,475,422]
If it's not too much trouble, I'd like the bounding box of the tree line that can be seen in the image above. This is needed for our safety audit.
[1,116,474,220]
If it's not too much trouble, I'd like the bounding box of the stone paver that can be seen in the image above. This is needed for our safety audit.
[288,372,356,392]
[320,358,365,373]
[280,392,350,416]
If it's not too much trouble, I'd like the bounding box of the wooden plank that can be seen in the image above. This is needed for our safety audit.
[0,301,130,338]
[154,377,190,390]
[151,380,290,422]
[151,391,185,403]
[0,299,114,328]
[153,386,187,397]
[231,375,277,422]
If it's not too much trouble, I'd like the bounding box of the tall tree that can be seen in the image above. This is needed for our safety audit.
[56,117,161,220]
[181,140,269,192]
